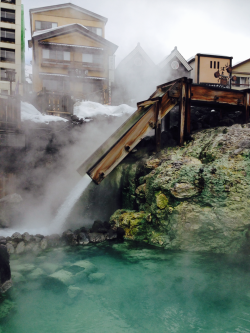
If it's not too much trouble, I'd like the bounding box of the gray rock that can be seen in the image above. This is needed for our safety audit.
[89,232,106,243]
[45,234,61,247]
[91,220,104,233]
[171,183,198,199]
[22,232,31,242]
[71,260,97,275]
[48,270,74,286]
[11,271,25,283]
[62,230,77,245]
[6,243,14,254]
[106,229,117,240]
[88,273,106,283]
[0,237,6,245]
[16,241,25,254]
[77,232,89,245]
[40,238,48,250]
[67,286,82,299]
[11,232,22,241]
[0,245,12,293]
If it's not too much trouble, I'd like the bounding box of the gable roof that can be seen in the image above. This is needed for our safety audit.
[32,23,118,54]
[159,47,192,71]
[29,3,108,24]
[116,43,155,71]
[232,58,250,69]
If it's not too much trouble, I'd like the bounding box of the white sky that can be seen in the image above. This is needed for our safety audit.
[23,0,250,67]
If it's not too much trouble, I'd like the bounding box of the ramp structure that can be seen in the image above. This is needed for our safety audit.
[77,77,250,184]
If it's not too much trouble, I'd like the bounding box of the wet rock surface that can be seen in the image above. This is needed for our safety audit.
[110,123,250,253]
[0,244,12,293]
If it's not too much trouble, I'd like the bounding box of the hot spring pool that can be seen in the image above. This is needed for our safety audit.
[1,241,250,333]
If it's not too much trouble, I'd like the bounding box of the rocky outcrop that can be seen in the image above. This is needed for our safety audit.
[110,124,250,253]
[0,244,12,293]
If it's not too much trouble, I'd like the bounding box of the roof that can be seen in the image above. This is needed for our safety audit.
[32,24,118,54]
[29,3,108,24]
[187,55,195,63]
[40,73,106,80]
[232,58,250,69]
[116,43,155,71]
[39,41,104,51]
[159,47,192,71]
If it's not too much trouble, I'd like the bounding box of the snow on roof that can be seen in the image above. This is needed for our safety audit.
[21,102,68,123]
[158,47,192,71]
[40,73,106,80]
[74,101,136,120]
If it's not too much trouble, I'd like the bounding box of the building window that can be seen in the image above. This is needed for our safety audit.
[42,49,70,61]
[82,53,103,64]
[214,61,216,69]
[1,8,15,24]
[0,48,15,63]
[85,26,102,36]
[43,79,69,92]
[35,21,58,31]
[217,61,220,69]
[0,28,15,43]
[1,0,16,4]
[0,68,15,82]
[210,61,212,68]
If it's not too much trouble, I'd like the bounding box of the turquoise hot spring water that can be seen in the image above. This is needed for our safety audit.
[1,241,250,333]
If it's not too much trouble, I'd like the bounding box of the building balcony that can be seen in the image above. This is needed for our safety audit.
[41,59,104,71]
[1,16,15,24]
[1,0,16,4]
[232,83,250,89]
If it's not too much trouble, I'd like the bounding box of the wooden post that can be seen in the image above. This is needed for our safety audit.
[244,91,250,123]
[179,79,187,145]
[185,79,192,137]
[155,100,161,152]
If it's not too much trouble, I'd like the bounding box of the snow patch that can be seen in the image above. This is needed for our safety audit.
[74,101,136,120]
[21,102,68,123]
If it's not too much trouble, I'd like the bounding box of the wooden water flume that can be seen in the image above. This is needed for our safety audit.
[77,77,250,184]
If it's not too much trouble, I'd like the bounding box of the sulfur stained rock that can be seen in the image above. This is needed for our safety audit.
[156,192,168,209]
[109,124,250,253]
[170,183,198,199]
[145,159,161,169]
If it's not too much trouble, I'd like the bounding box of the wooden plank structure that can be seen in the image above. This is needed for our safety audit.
[78,77,250,184]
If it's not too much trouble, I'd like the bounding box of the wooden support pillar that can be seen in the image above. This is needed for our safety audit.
[155,100,161,152]
[185,79,192,137]
[244,91,250,124]
[179,79,187,146]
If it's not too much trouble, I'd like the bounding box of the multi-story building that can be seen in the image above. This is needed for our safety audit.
[29,3,118,117]
[0,0,24,95]
[188,53,233,88]
[231,58,250,90]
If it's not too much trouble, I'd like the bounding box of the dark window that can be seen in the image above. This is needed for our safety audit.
[35,21,58,31]
[210,61,212,68]
[0,68,8,81]
[235,76,240,87]
[0,48,15,63]
[0,28,15,43]
[1,0,16,4]
[214,61,216,69]
[217,61,220,69]
[85,26,102,36]
[1,8,15,24]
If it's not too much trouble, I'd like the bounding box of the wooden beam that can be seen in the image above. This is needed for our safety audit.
[191,85,245,106]
[244,92,250,123]
[155,100,161,152]
[185,79,192,137]
[85,104,157,184]
[77,103,156,177]
[179,80,187,146]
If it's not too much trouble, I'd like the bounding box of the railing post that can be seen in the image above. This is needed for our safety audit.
[179,78,187,145]
[244,91,250,123]
[155,99,162,152]
[185,78,192,137]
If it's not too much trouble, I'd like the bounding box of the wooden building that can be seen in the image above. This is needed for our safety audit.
[158,47,192,83]
[29,3,118,117]
[188,53,233,88]
[232,58,250,90]
[113,43,157,106]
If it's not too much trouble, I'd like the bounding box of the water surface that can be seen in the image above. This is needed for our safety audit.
[1,241,250,333]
